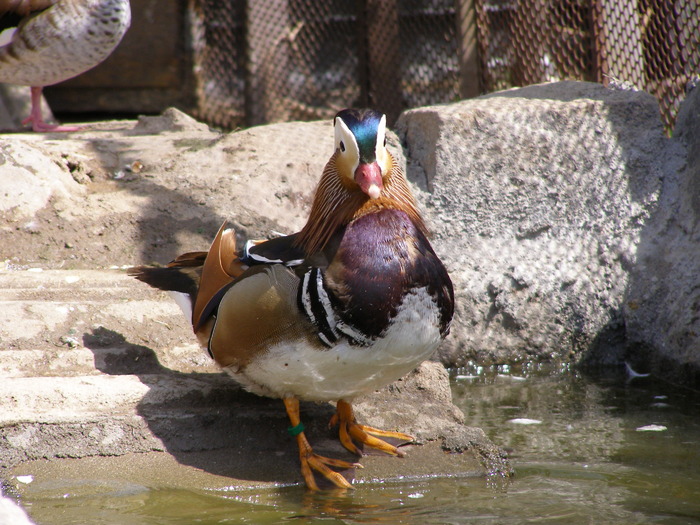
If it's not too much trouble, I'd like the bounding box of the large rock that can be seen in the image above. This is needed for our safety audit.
[396,81,670,368]
[623,86,700,383]
[0,137,84,222]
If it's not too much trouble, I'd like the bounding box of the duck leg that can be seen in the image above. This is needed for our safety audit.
[22,87,80,132]
[330,399,414,457]
[283,397,360,490]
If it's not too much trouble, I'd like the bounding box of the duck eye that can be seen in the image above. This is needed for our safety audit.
[339,141,345,152]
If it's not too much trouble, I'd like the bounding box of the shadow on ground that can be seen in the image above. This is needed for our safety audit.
[82,326,359,488]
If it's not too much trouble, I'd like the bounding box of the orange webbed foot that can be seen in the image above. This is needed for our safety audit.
[330,399,414,457]
[284,397,361,490]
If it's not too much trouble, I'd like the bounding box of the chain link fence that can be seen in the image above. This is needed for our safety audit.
[475,0,700,133]
[190,0,699,133]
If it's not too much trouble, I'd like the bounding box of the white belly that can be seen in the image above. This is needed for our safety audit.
[224,287,442,401]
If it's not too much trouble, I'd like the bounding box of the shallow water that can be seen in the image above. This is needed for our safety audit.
[14,365,700,524]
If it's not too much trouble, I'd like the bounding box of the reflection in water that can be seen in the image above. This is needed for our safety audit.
[451,363,700,524]
[17,365,700,524]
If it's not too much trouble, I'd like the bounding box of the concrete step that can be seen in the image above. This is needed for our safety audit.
[0,268,214,373]
[1,268,185,346]
[0,267,510,487]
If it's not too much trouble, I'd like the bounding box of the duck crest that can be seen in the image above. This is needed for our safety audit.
[295,152,427,255]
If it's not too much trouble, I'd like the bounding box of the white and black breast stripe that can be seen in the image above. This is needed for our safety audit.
[298,268,372,348]
[300,268,340,346]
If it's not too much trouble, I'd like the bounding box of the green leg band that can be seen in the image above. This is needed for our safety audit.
[287,422,305,436]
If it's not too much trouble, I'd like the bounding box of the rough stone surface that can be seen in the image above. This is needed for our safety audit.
[623,85,700,384]
[0,138,84,221]
[396,81,672,370]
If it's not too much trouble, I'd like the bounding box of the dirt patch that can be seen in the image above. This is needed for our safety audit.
[0,109,333,272]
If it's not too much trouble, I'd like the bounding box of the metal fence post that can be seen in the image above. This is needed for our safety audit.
[456,0,481,98]
[365,0,402,124]
[245,0,290,125]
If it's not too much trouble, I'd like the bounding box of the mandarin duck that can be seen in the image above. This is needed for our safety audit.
[129,109,454,490]
[0,0,131,132]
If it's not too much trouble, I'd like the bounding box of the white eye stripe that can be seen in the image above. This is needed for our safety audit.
[334,117,360,173]
[375,114,386,161]
[375,114,390,175]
